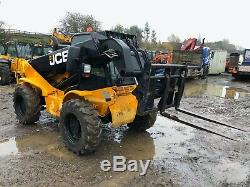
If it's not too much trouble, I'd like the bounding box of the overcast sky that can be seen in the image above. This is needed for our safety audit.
[0,0,249,48]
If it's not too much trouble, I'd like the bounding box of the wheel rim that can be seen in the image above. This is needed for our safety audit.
[15,95,26,117]
[65,114,82,143]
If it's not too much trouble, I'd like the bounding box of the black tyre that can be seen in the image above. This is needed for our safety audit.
[0,63,11,85]
[60,99,102,155]
[13,85,41,125]
[128,111,157,132]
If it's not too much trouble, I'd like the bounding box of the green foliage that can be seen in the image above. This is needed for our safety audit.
[167,34,180,43]
[144,22,150,42]
[111,24,125,33]
[0,21,6,42]
[206,39,237,53]
[111,23,158,49]
[151,30,157,45]
[125,25,143,44]
[60,12,101,33]
[111,24,143,43]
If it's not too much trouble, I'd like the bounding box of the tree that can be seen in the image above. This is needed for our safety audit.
[144,22,150,42]
[111,24,125,33]
[0,21,4,29]
[151,29,157,45]
[60,12,101,33]
[0,21,7,42]
[125,25,143,44]
[167,34,180,43]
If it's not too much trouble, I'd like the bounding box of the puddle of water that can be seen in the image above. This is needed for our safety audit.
[99,115,194,160]
[148,116,194,159]
[0,137,18,157]
[0,115,194,161]
[0,132,74,160]
[184,82,250,99]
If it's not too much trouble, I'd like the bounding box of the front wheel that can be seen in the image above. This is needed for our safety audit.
[127,111,157,132]
[60,99,102,155]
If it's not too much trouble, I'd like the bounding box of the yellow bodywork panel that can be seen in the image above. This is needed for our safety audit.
[0,54,10,60]
[64,86,138,126]
[12,59,138,127]
[11,58,65,116]
[109,94,138,127]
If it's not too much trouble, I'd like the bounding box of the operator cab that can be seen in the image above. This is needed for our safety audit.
[69,32,136,90]
[30,31,146,91]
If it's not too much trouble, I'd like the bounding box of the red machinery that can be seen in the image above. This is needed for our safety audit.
[181,38,205,51]
[152,52,173,64]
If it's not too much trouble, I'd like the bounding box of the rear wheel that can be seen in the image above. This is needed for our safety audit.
[13,85,41,125]
[128,111,157,132]
[0,63,11,85]
[60,99,102,155]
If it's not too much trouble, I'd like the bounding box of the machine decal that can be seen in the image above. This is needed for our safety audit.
[49,50,68,66]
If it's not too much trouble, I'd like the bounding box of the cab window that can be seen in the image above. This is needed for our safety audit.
[71,34,92,45]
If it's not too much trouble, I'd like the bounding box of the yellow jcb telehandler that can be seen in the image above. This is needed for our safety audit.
[12,31,241,155]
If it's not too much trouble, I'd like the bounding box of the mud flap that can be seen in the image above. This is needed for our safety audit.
[109,94,138,127]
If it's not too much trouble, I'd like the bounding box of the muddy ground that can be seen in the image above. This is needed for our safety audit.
[0,74,250,187]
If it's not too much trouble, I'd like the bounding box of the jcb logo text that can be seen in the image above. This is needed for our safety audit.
[49,50,68,66]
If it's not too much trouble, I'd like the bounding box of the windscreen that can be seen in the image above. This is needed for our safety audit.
[71,34,92,45]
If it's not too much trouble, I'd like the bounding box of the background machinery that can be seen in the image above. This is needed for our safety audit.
[0,41,52,85]
[229,49,250,78]
[48,28,71,50]
[227,52,240,74]
[172,38,210,79]
[12,31,240,155]
[152,52,173,64]
[0,42,11,85]
[0,29,52,85]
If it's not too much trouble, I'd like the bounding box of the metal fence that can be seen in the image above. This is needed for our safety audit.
[3,29,50,37]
